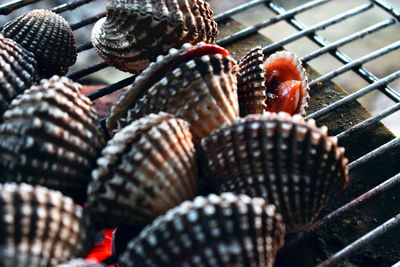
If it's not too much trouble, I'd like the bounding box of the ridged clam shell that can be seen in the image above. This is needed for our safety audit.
[119,193,285,267]
[1,9,77,77]
[0,34,37,116]
[107,43,239,144]
[237,48,310,116]
[0,183,94,267]
[57,259,104,267]
[92,0,218,74]
[86,112,198,228]
[199,112,349,232]
[237,46,266,116]
[0,76,106,203]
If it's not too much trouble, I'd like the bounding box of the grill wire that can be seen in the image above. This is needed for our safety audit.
[1,0,400,266]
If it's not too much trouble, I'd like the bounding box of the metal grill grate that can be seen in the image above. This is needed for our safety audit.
[1,0,400,266]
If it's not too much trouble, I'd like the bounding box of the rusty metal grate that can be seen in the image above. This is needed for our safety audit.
[1,0,400,266]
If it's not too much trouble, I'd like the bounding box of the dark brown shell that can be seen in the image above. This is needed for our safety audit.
[106,43,239,144]
[91,0,218,74]
[0,76,106,203]
[199,112,348,232]
[119,193,285,267]
[0,34,37,117]
[238,48,310,116]
[1,9,77,77]
[237,46,267,116]
[86,112,198,228]
[0,183,94,267]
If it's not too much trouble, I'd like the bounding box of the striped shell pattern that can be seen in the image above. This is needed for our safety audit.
[119,193,285,267]
[199,112,348,232]
[86,113,197,228]
[0,76,105,203]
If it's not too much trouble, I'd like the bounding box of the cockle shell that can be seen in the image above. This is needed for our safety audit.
[86,112,197,228]
[91,0,218,74]
[237,47,310,116]
[199,112,348,232]
[119,193,285,267]
[1,9,77,77]
[0,76,106,203]
[0,34,37,117]
[107,43,239,144]
[0,183,94,267]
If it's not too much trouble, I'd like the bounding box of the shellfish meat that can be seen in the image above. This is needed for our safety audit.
[86,112,198,229]
[238,47,310,116]
[0,183,94,267]
[91,0,218,74]
[0,76,106,203]
[107,42,239,144]
[199,112,348,232]
[1,9,77,77]
[119,193,285,267]
[0,34,37,117]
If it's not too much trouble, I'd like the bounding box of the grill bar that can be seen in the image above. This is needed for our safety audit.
[216,0,330,46]
[374,0,400,21]
[267,0,400,103]
[51,0,95,14]
[347,136,400,171]
[213,0,268,22]
[262,3,373,53]
[0,0,40,15]
[305,70,400,120]
[316,213,400,267]
[77,41,94,53]
[337,102,400,140]
[87,75,136,101]
[67,61,108,81]
[70,11,106,31]
[300,19,395,63]
[309,40,400,87]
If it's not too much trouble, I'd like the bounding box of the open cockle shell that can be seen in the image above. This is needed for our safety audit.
[91,0,218,74]
[106,42,239,144]
[119,193,285,267]
[0,183,94,267]
[1,9,77,77]
[86,113,198,229]
[0,76,106,203]
[199,112,348,232]
[0,34,37,117]
[237,47,310,116]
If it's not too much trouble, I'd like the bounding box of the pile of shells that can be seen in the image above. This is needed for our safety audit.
[0,183,94,267]
[0,1,351,266]
[199,112,348,232]
[86,112,198,228]
[1,9,77,77]
[119,193,285,267]
[0,34,37,117]
[92,0,218,74]
[106,42,239,144]
[0,76,105,203]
